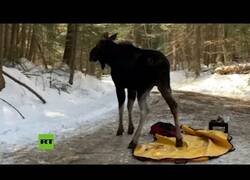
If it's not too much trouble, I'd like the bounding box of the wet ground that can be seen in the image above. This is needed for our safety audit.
[3,91,250,164]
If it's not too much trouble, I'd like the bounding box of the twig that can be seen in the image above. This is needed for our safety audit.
[2,70,46,104]
[0,98,25,119]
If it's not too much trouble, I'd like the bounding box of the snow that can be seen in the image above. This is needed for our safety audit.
[0,65,116,155]
[1,60,250,161]
[170,70,250,100]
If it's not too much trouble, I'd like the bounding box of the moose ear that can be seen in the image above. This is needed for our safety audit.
[102,32,109,39]
[109,33,118,41]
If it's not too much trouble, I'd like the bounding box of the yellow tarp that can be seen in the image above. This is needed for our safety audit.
[134,125,234,162]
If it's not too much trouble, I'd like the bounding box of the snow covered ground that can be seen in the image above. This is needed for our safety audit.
[171,70,250,100]
[1,63,250,159]
[0,66,116,154]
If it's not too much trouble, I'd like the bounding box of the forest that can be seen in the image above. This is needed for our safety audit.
[1,23,250,91]
[1,24,250,164]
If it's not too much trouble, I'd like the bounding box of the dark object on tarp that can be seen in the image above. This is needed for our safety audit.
[150,122,176,137]
[209,116,228,133]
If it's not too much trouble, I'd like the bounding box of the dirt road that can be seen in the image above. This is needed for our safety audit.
[3,91,250,164]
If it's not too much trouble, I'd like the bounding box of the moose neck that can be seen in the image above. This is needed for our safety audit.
[101,43,120,67]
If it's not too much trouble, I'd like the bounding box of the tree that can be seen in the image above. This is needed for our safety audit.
[25,24,33,58]
[0,24,4,58]
[194,25,201,77]
[20,24,27,57]
[28,25,37,62]
[4,24,11,59]
[8,24,18,64]
[68,24,78,85]
[63,24,74,66]
[1,23,250,79]
[0,58,5,91]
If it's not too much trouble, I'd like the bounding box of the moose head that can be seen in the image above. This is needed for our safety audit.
[89,32,118,69]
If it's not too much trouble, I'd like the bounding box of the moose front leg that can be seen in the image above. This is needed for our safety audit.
[116,87,125,136]
[128,90,149,149]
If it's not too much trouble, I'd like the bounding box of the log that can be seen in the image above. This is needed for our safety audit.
[2,70,46,104]
[215,64,250,75]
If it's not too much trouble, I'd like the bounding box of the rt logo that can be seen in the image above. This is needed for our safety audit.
[38,134,54,150]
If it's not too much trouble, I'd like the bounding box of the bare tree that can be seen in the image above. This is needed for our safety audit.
[28,25,38,62]
[20,24,27,57]
[63,24,74,66]
[194,25,201,77]
[25,24,33,58]
[0,58,5,91]
[0,24,4,58]
[4,24,11,58]
[68,24,78,85]
[9,24,18,64]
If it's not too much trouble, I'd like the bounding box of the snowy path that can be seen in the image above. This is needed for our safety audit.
[3,91,250,164]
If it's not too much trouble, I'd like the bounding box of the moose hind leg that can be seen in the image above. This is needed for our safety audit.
[158,85,183,147]
[127,89,136,135]
[116,88,125,136]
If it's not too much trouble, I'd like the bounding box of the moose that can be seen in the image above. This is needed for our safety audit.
[89,32,183,149]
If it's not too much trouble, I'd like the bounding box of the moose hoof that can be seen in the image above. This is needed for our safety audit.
[127,126,134,135]
[176,139,183,147]
[128,141,137,149]
[116,129,124,136]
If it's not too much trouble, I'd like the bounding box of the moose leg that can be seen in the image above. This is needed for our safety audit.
[145,93,150,114]
[128,90,149,149]
[157,85,183,147]
[116,87,125,136]
[145,86,153,113]
[127,89,136,134]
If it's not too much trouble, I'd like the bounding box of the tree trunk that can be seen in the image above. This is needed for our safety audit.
[181,46,187,70]
[0,25,4,58]
[63,24,74,66]
[133,24,143,47]
[26,24,33,58]
[143,24,151,48]
[211,25,219,64]
[172,44,177,70]
[86,48,96,76]
[9,24,17,64]
[36,39,48,69]
[89,62,96,75]
[16,24,20,57]
[203,25,210,66]
[79,44,84,72]
[4,24,11,58]
[194,25,201,77]
[20,24,27,57]
[0,57,5,91]
[68,24,78,85]
[28,25,37,62]
[184,25,193,71]
[220,24,228,65]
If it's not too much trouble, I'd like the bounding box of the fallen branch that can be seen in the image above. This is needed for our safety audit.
[2,70,46,104]
[0,98,25,119]
[215,64,250,75]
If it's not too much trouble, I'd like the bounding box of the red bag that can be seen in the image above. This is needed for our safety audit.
[150,122,177,137]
